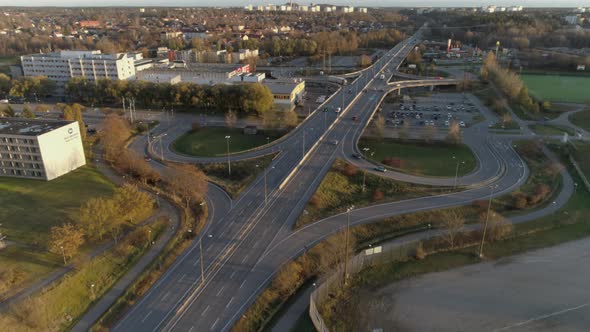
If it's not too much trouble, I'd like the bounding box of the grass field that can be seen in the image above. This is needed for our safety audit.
[521,74,590,103]
[172,127,280,157]
[529,124,575,136]
[358,138,477,177]
[569,109,590,131]
[0,166,114,299]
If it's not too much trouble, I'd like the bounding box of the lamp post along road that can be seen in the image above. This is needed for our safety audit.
[479,185,498,258]
[343,206,354,286]
[225,135,231,175]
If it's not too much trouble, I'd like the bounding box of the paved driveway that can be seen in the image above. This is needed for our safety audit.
[358,238,590,332]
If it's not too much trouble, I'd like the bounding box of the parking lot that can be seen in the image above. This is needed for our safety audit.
[381,93,482,130]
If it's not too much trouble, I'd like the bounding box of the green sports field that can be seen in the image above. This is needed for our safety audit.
[520,74,590,103]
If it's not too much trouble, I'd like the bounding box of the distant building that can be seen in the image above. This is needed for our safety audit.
[78,20,101,28]
[137,63,252,85]
[357,7,368,13]
[20,50,136,94]
[0,118,85,180]
[565,15,581,25]
[231,49,259,64]
[264,79,305,111]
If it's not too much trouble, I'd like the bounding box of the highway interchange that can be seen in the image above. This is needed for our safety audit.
[102,26,579,332]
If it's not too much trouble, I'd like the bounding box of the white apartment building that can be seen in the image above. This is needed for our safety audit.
[20,50,136,94]
[358,7,368,13]
[0,118,86,180]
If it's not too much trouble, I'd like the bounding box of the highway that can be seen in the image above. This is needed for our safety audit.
[110,25,550,332]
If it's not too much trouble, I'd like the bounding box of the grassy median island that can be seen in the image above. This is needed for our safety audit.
[0,166,115,300]
[295,159,452,228]
[172,127,282,157]
[569,109,590,132]
[358,138,477,177]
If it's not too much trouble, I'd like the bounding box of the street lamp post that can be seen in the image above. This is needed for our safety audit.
[148,229,152,246]
[225,135,231,175]
[362,148,370,192]
[343,206,354,286]
[90,284,95,300]
[60,245,66,265]
[453,156,465,189]
[479,184,498,258]
[574,182,578,195]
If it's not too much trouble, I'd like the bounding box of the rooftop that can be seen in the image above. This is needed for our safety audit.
[0,118,74,136]
[264,79,305,95]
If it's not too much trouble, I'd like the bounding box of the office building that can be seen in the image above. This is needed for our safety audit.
[0,118,86,180]
[264,79,306,111]
[20,50,137,94]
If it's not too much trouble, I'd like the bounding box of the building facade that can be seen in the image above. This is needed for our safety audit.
[20,50,137,94]
[0,118,86,180]
[264,80,305,111]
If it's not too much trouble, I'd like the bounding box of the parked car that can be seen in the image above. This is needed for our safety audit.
[460,121,466,127]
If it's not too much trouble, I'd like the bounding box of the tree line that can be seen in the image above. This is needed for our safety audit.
[65,77,274,115]
[49,183,154,263]
[480,52,540,113]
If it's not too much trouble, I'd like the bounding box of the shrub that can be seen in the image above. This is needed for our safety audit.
[372,189,385,202]
[415,242,426,260]
[512,192,528,210]
[382,157,405,168]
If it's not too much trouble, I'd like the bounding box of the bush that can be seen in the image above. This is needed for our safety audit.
[372,189,385,202]
[512,192,528,210]
[415,242,426,260]
[339,163,359,177]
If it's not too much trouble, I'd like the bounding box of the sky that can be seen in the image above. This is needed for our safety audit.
[0,0,583,7]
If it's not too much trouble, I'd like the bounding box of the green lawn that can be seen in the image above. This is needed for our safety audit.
[358,138,477,177]
[0,166,114,300]
[569,110,590,132]
[0,166,114,246]
[529,124,575,136]
[172,127,280,157]
[570,142,590,179]
[521,74,590,103]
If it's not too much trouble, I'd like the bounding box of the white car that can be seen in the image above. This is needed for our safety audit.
[445,120,450,126]
[335,107,341,113]
[459,121,466,127]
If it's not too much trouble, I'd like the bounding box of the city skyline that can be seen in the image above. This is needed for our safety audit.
[0,0,584,8]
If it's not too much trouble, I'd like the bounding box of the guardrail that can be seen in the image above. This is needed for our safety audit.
[309,240,420,332]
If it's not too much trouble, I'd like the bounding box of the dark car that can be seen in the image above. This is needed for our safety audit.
[352,153,363,160]
[352,116,358,121]
[374,166,387,172]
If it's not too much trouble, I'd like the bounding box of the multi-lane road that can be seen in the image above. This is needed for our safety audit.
[103,26,573,332]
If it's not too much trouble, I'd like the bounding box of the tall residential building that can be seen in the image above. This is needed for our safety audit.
[0,118,86,180]
[20,50,137,94]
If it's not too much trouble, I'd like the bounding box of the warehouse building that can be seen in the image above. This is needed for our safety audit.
[0,118,86,180]
[264,79,305,111]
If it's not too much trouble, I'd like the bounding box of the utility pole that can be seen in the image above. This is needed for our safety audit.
[479,185,497,258]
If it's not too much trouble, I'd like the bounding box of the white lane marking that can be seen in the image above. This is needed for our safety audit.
[178,274,186,283]
[226,297,234,308]
[216,285,225,296]
[239,279,247,289]
[230,271,236,279]
[210,318,220,330]
[241,253,249,264]
[201,305,210,317]
[188,326,194,332]
[161,291,170,301]
[193,258,200,267]
[141,310,152,323]
[493,301,590,331]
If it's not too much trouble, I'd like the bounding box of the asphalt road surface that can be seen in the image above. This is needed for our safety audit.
[358,237,590,332]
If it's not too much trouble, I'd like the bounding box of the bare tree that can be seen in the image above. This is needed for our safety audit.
[446,121,461,144]
[374,114,385,139]
[225,110,237,128]
[166,164,208,210]
[439,209,465,249]
[421,125,437,143]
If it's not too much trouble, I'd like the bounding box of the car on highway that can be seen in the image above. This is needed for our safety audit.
[351,116,358,121]
[352,153,363,160]
[374,166,387,172]
[335,107,341,113]
[331,139,339,145]
[144,156,152,162]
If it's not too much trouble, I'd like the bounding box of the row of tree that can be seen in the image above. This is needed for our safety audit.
[65,77,274,115]
[0,74,56,100]
[480,52,540,113]
[49,183,154,263]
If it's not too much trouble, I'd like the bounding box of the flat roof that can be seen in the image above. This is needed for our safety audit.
[0,118,74,136]
[264,80,305,95]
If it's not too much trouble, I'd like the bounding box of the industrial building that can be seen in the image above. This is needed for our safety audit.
[136,63,263,85]
[0,118,86,180]
[264,80,305,111]
[20,50,138,94]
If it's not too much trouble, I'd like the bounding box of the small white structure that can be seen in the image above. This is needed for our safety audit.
[0,118,86,180]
